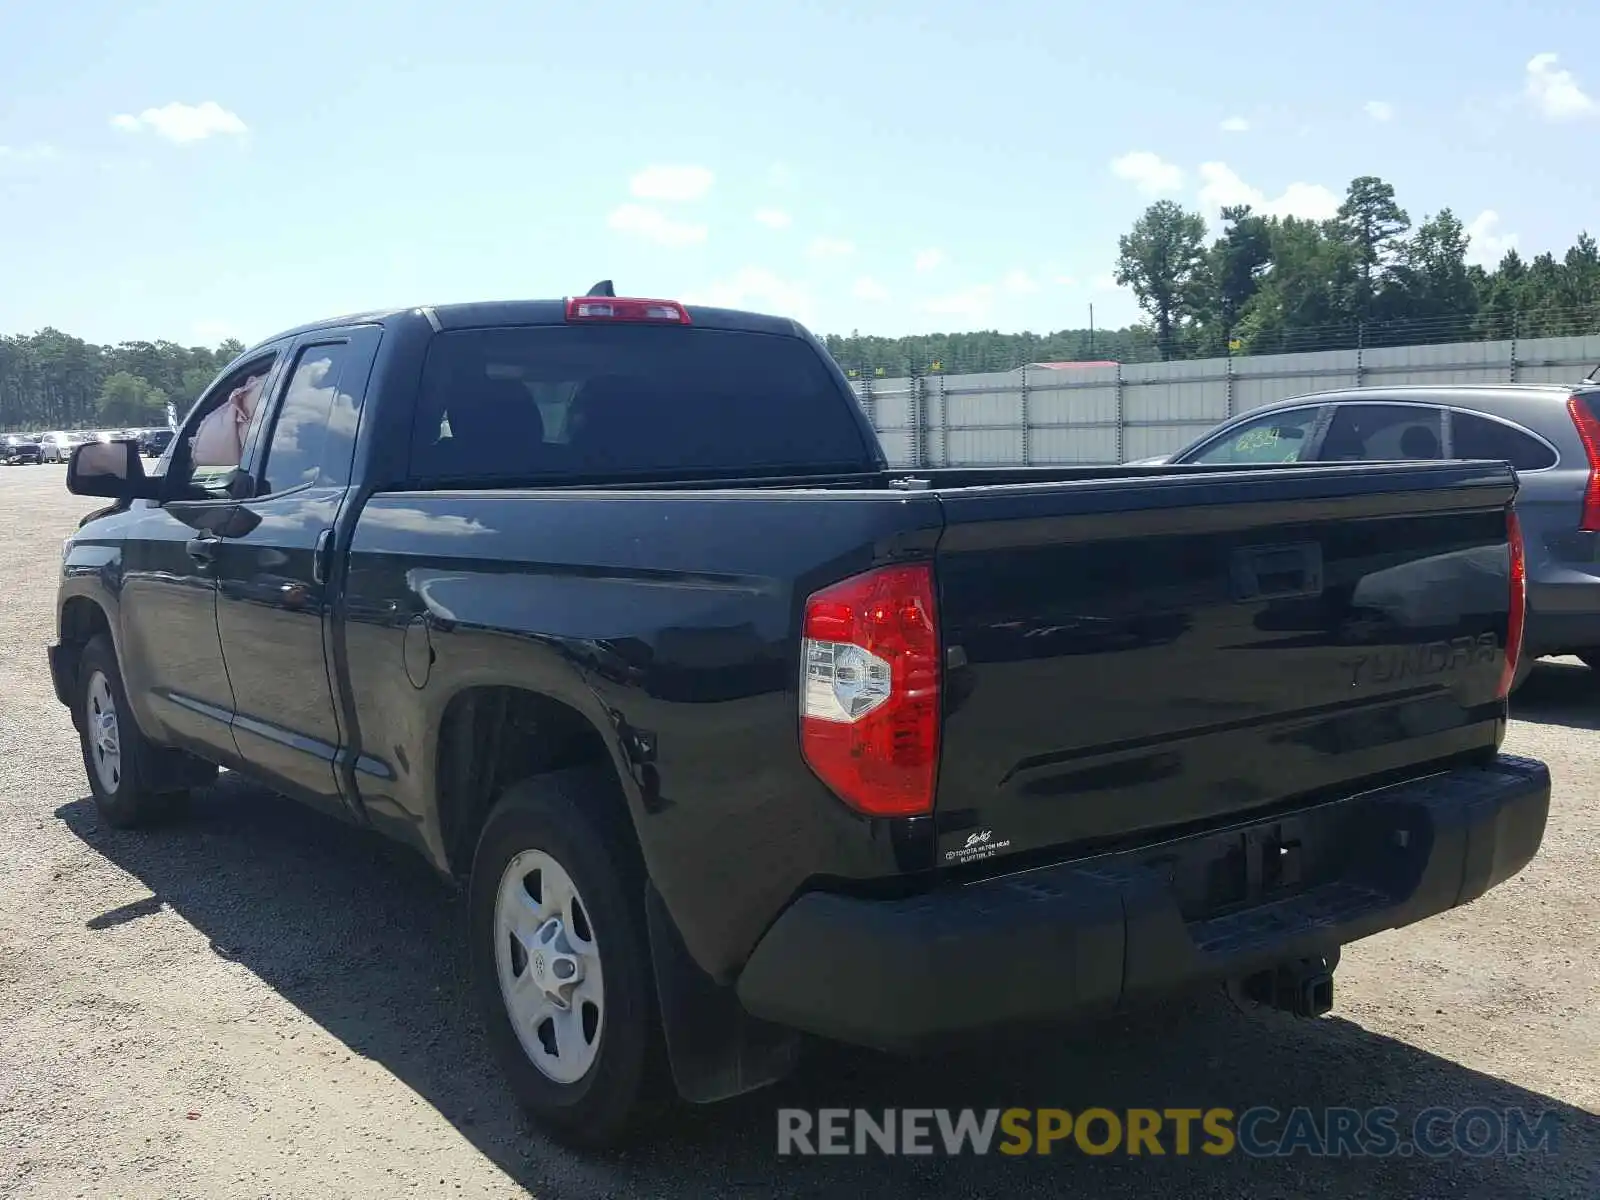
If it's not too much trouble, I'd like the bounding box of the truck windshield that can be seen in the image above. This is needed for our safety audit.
[409,325,877,482]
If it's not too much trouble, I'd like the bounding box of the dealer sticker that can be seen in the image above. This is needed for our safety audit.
[945,828,1011,864]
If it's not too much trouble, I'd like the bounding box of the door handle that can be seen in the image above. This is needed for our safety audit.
[1230,542,1324,602]
[313,529,333,586]
[185,534,218,565]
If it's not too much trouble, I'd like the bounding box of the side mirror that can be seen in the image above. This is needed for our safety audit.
[66,439,163,500]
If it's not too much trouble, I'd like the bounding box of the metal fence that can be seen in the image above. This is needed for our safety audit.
[853,332,1600,467]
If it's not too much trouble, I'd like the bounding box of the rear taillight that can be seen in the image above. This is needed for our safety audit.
[564,296,692,325]
[800,563,940,817]
[1565,394,1600,531]
[1499,507,1527,701]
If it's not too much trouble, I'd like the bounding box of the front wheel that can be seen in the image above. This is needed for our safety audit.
[76,635,187,828]
[468,767,666,1149]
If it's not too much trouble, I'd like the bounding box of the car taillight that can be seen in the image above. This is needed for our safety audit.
[799,563,940,817]
[564,296,692,324]
[1499,507,1527,701]
[1566,393,1600,532]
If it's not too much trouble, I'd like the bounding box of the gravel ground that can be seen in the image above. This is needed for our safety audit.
[0,464,1595,1199]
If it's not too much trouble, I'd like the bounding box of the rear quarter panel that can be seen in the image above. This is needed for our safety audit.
[341,487,942,980]
[1489,393,1600,647]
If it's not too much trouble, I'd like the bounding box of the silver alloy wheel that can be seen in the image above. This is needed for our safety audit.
[86,670,122,794]
[494,848,605,1085]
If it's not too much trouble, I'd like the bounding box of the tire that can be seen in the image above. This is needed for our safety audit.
[76,635,188,828]
[468,766,667,1149]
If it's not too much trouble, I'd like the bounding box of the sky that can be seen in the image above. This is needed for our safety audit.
[1,0,1597,348]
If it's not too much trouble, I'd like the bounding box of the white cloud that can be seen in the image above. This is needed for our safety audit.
[682,267,811,321]
[808,235,855,260]
[606,203,708,247]
[1197,162,1263,211]
[110,101,247,144]
[1270,182,1342,220]
[1197,162,1340,222]
[1052,273,1077,287]
[1526,53,1596,120]
[852,276,890,302]
[0,143,57,164]
[1364,100,1395,123]
[192,319,245,346]
[1466,210,1520,267]
[628,164,714,202]
[1002,269,1040,294]
[1091,273,1120,292]
[921,284,997,321]
[753,207,791,229]
[914,248,946,273]
[1110,151,1185,195]
[1219,116,1250,133]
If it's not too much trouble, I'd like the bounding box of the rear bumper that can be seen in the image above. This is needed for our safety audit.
[735,755,1550,1051]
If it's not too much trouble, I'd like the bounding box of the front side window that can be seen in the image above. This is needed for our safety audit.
[172,355,278,497]
[1318,404,1443,462]
[1184,407,1321,465]
[191,374,269,471]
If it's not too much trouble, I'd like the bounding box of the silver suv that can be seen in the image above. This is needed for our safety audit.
[1166,383,1600,686]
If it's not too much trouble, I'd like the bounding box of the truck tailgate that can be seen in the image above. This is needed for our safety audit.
[930,461,1518,870]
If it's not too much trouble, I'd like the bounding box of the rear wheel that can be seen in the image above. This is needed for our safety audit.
[468,767,666,1148]
[76,635,188,828]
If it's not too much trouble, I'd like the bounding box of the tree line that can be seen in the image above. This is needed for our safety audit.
[826,175,1599,375]
[0,331,245,432]
[1112,175,1600,362]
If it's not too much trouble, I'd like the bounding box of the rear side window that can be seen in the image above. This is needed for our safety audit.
[408,325,874,482]
[1450,411,1557,471]
[1318,404,1442,461]
[258,343,359,494]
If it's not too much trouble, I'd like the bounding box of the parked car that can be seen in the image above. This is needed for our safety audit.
[139,427,174,458]
[2,433,43,464]
[39,432,88,463]
[49,293,1548,1148]
[1159,384,1600,686]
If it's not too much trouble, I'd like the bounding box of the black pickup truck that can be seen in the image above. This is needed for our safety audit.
[51,290,1549,1147]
